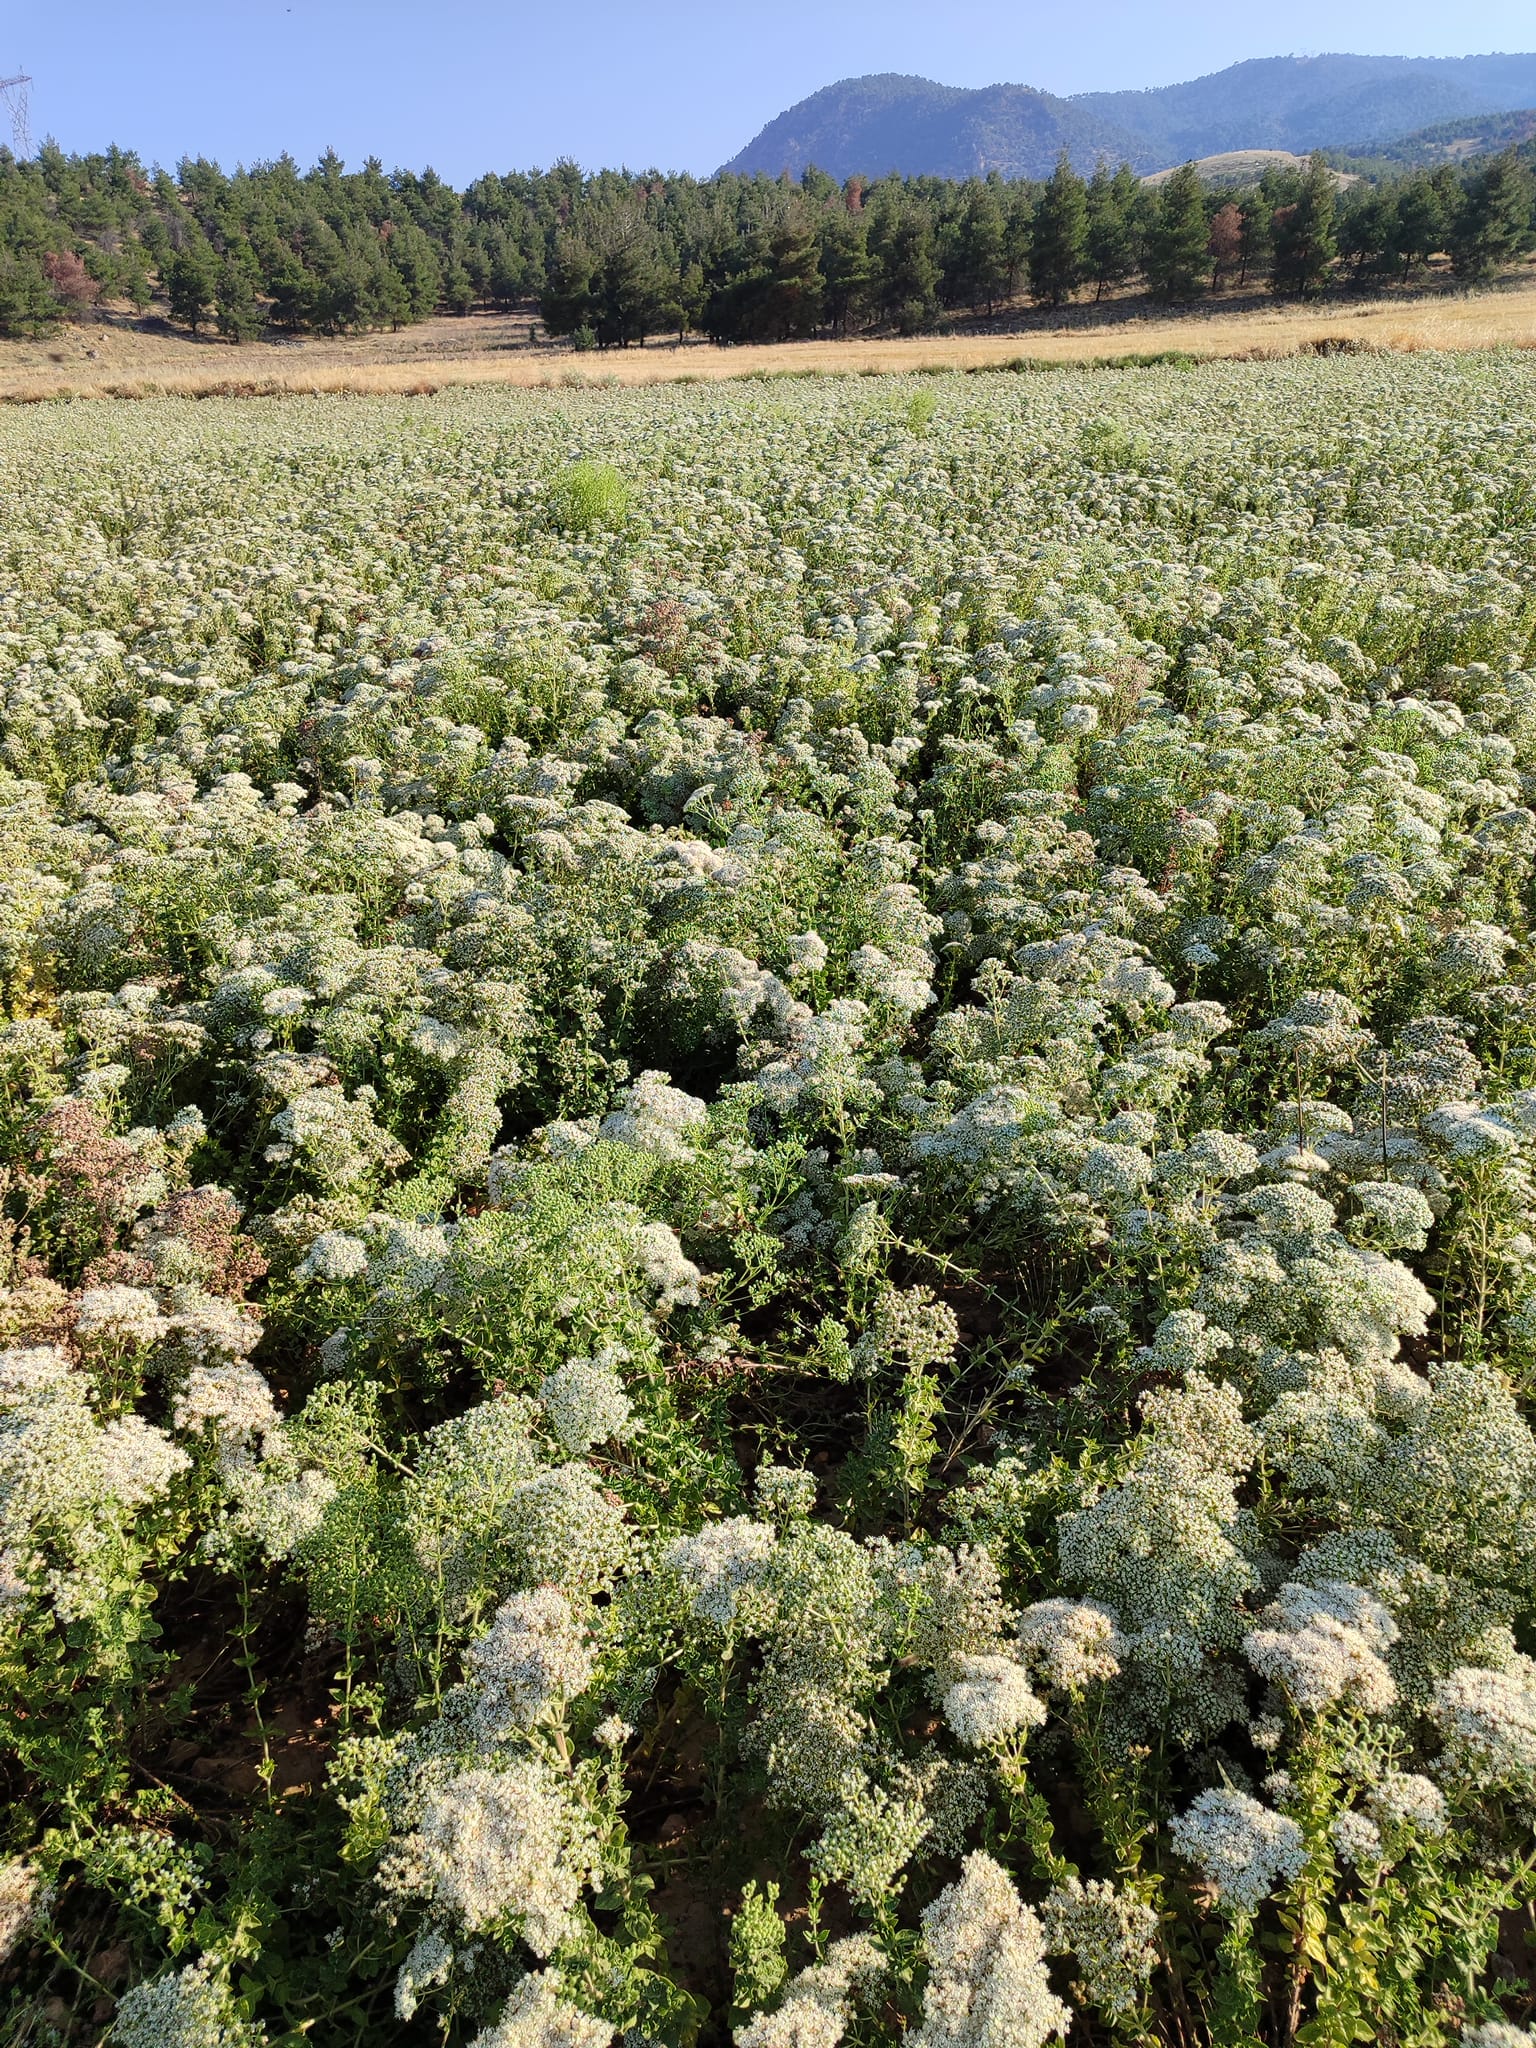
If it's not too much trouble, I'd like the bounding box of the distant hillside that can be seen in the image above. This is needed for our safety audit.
[1078,53,1536,160]
[1141,150,1358,191]
[719,74,1150,182]
[1346,106,1536,166]
[725,52,1536,181]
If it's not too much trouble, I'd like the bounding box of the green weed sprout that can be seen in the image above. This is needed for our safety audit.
[549,459,631,532]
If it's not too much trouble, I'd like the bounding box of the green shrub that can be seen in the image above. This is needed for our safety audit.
[548,458,631,532]
[904,387,938,433]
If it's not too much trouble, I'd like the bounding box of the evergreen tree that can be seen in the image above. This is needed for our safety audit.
[1270,153,1338,296]
[0,132,1527,355]
[214,254,262,341]
[1394,172,1447,280]
[1084,162,1136,302]
[955,182,1008,314]
[1145,164,1210,300]
[879,207,939,333]
[1237,190,1273,286]
[1028,152,1087,306]
[441,256,475,315]
[1449,150,1535,281]
[0,251,57,337]
[165,244,218,332]
[1002,184,1034,296]
[761,216,823,338]
[818,209,872,334]
[1336,191,1396,282]
[541,237,598,340]
[659,259,707,341]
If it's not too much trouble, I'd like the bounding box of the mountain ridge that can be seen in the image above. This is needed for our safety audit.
[722,52,1536,181]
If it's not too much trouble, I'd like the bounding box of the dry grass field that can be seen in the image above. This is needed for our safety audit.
[3,277,1535,402]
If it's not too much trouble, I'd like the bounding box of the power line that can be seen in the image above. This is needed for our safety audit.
[0,72,31,159]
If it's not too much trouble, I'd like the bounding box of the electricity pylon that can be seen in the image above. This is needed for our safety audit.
[0,72,31,159]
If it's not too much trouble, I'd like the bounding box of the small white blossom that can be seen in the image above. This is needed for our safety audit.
[1015,1598,1125,1692]
[1169,1789,1306,1911]
[538,1350,633,1454]
[468,1970,615,2048]
[664,1516,778,1629]
[942,1655,1047,1749]
[468,1587,596,1734]
[909,1851,1070,2048]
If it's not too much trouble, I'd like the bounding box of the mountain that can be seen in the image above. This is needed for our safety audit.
[1078,53,1536,160]
[719,73,1154,181]
[724,53,1536,181]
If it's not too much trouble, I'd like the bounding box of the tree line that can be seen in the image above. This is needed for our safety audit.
[0,136,1531,345]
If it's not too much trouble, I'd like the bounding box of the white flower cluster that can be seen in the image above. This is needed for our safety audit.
[72,1284,167,1349]
[1015,1599,1125,1694]
[467,1586,596,1735]
[1366,1769,1446,1836]
[942,1655,1046,1750]
[597,1070,709,1160]
[1168,1789,1306,1912]
[1058,1375,1256,1720]
[215,1466,338,1564]
[380,1756,601,1953]
[468,1970,616,2048]
[1244,1578,1399,1716]
[736,1936,884,2048]
[1429,1656,1536,1797]
[754,1464,819,1521]
[537,1347,633,1454]
[909,1851,1070,2048]
[112,1955,265,2048]
[0,1358,189,1611]
[504,1462,631,1595]
[172,1361,283,1471]
[664,1516,778,1629]
[1039,1876,1158,2017]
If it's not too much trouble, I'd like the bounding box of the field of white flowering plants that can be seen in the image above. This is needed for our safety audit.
[3,354,1536,2048]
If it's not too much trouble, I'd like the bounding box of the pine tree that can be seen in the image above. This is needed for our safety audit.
[1084,162,1136,302]
[214,254,262,342]
[1145,163,1210,300]
[956,182,1008,314]
[1237,191,1272,286]
[1336,191,1395,283]
[1028,153,1087,307]
[880,209,940,333]
[541,238,597,341]
[1270,154,1338,296]
[165,244,218,332]
[1393,172,1446,280]
[1449,150,1535,282]
[762,217,823,338]
[818,210,872,334]
[0,251,57,337]
[1003,185,1034,296]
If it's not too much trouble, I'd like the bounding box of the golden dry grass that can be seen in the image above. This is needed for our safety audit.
[1141,150,1358,189]
[3,283,1535,404]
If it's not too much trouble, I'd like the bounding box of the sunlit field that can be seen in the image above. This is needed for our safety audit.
[4,355,1536,2045]
[0,276,1534,404]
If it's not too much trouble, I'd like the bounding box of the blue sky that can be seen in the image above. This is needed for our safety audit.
[9,0,1536,182]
